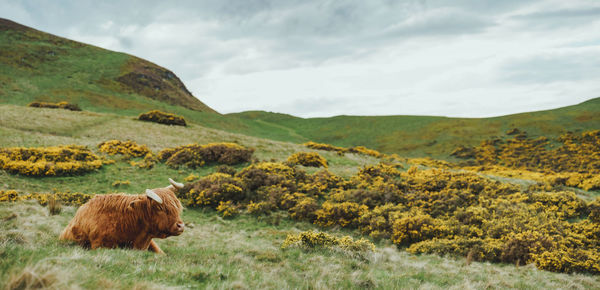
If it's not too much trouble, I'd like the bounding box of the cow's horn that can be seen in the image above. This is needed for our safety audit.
[146,189,163,204]
[169,178,184,189]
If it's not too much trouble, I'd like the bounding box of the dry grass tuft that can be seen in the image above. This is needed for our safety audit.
[4,265,65,290]
[47,195,61,216]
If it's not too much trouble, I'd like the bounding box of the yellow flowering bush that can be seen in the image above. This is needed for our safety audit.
[158,143,253,168]
[0,190,19,202]
[28,101,81,111]
[303,141,386,159]
[0,190,93,206]
[246,201,275,216]
[287,152,328,168]
[391,213,450,246]
[184,173,246,208]
[314,201,368,228]
[0,145,104,176]
[281,231,375,253]
[588,198,600,223]
[288,197,319,221]
[236,162,297,191]
[112,180,130,187]
[138,110,186,126]
[129,153,158,169]
[184,173,199,182]
[358,203,405,240]
[451,130,600,190]
[216,200,239,218]
[98,140,150,158]
[303,141,347,155]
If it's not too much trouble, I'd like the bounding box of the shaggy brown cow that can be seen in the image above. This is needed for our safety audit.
[60,178,185,254]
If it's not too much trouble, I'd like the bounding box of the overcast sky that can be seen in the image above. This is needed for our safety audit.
[2,0,600,117]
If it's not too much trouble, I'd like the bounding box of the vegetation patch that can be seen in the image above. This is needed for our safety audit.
[281,230,375,253]
[138,110,187,126]
[451,129,600,190]
[98,140,150,158]
[27,101,81,111]
[158,143,254,169]
[179,160,600,275]
[287,152,328,168]
[303,141,385,158]
[0,145,104,176]
[0,190,93,206]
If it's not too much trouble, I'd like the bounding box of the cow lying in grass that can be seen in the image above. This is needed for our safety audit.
[60,178,185,254]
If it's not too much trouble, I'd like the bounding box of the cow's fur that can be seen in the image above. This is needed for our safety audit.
[60,183,184,254]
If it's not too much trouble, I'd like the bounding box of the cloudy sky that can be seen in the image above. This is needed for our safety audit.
[2,0,600,117]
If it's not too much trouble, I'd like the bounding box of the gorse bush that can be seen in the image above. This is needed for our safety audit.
[451,130,600,190]
[111,180,130,188]
[158,143,253,169]
[281,231,375,253]
[287,152,328,168]
[216,200,239,218]
[184,173,246,208]
[28,101,81,111]
[129,153,158,169]
[303,141,387,159]
[0,190,93,206]
[138,110,186,126]
[166,156,600,274]
[0,145,104,176]
[98,140,150,158]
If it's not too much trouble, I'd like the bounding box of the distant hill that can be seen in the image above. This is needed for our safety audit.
[0,18,215,113]
[1,18,597,159]
[229,97,600,158]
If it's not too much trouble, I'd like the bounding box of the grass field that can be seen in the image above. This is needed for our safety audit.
[1,104,599,289]
[3,201,600,289]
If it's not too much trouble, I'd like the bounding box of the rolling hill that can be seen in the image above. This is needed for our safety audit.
[230,97,600,158]
[1,17,598,160]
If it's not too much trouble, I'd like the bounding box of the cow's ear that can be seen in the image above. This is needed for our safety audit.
[128,198,145,211]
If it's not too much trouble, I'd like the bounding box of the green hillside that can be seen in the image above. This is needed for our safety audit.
[230,97,600,158]
[0,18,316,143]
[2,18,598,160]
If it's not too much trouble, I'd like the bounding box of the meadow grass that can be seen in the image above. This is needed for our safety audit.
[1,104,600,288]
[2,201,599,289]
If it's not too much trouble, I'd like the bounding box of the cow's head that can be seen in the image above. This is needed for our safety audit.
[132,178,185,238]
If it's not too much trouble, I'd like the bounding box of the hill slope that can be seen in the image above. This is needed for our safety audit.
[1,18,597,160]
[230,97,600,158]
[0,18,215,113]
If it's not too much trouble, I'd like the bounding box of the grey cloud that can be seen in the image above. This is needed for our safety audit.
[511,6,600,28]
[500,51,600,84]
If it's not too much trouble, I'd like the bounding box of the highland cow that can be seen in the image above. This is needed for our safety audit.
[60,178,185,254]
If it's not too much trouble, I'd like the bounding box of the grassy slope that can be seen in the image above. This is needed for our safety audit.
[1,105,598,288]
[2,18,598,160]
[0,18,309,144]
[229,97,600,158]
